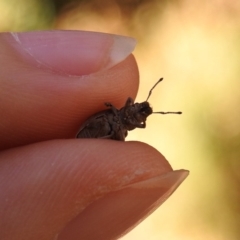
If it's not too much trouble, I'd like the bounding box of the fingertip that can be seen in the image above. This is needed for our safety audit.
[0,30,139,149]
[8,31,136,75]
[58,170,188,240]
[0,139,172,239]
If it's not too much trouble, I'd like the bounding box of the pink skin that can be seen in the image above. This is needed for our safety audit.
[0,31,189,240]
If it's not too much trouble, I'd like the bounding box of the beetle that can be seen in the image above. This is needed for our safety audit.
[76,78,181,141]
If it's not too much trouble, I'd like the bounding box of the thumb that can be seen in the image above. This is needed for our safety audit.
[0,139,188,240]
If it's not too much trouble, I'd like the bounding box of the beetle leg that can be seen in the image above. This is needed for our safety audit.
[131,121,146,128]
[99,131,114,139]
[105,102,113,108]
[124,97,134,107]
[105,102,118,116]
[139,122,146,128]
[122,97,134,116]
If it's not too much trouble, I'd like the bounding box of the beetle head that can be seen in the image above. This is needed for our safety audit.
[135,101,153,121]
[120,101,153,131]
[121,78,182,131]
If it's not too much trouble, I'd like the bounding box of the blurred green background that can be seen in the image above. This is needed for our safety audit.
[1,0,240,239]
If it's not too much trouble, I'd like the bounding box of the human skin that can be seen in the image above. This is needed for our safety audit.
[0,31,189,240]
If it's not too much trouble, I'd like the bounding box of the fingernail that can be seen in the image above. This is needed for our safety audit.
[57,170,189,240]
[8,31,136,76]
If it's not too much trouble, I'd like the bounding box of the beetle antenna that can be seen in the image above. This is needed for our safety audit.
[146,78,163,101]
[153,111,182,114]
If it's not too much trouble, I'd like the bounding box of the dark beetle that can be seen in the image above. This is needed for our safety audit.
[76,78,181,141]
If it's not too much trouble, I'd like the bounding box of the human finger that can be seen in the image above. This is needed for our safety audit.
[0,31,139,150]
[0,139,188,240]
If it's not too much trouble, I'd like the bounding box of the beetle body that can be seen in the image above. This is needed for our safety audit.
[76,78,181,141]
[76,98,152,141]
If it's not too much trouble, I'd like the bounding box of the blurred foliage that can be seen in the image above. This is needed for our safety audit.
[53,0,164,37]
[0,0,55,31]
[1,0,240,239]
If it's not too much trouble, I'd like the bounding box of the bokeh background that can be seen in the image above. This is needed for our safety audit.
[1,0,240,239]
